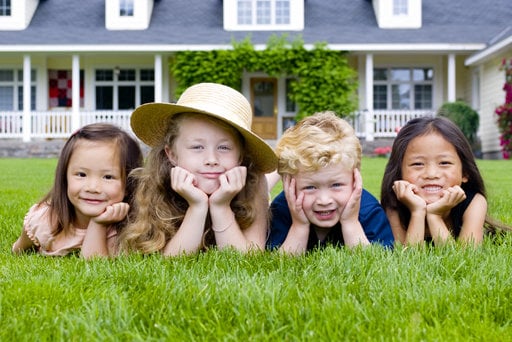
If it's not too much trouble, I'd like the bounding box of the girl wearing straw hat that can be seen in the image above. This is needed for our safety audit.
[119,83,277,255]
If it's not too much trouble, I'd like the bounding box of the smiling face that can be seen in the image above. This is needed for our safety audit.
[401,132,467,204]
[165,115,243,195]
[66,140,125,228]
[295,163,354,228]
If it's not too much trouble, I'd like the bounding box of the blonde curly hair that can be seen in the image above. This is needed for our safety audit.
[276,111,361,176]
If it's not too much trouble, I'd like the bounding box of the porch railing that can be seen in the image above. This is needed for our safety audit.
[0,109,435,141]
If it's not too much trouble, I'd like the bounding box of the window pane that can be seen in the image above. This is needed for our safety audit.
[96,70,113,81]
[413,68,433,81]
[392,84,410,109]
[275,0,290,25]
[140,69,154,81]
[374,68,387,81]
[118,69,135,81]
[237,0,252,25]
[17,86,36,110]
[0,70,13,82]
[0,86,13,110]
[256,0,271,24]
[414,85,432,109]
[373,85,387,109]
[253,80,275,117]
[118,86,135,109]
[140,86,154,105]
[0,0,11,16]
[96,86,113,109]
[390,68,410,82]
[120,0,134,16]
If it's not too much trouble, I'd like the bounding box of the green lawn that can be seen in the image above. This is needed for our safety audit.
[1,157,511,341]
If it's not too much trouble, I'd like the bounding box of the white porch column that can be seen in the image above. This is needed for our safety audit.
[365,53,374,142]
[22,55,32,142]
[154,54,162,102]
[72,55,81,131]
[448,53,456,103]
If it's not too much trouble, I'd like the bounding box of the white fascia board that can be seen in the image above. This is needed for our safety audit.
[0,44,234,53]
[465,35,512,66]
[0,43,486,54]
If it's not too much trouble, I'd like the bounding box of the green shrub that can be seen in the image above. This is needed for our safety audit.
[438,101,479,144]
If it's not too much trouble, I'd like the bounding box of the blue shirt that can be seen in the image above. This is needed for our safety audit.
[267,189,394,250]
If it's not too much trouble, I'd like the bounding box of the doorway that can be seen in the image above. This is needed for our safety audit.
[250,77,277,139]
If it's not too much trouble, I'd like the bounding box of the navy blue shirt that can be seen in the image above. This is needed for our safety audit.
[267,189,394,250]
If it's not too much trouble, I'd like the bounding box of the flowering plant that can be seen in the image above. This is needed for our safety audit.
[495,58,512,159]
[374,146,392,157]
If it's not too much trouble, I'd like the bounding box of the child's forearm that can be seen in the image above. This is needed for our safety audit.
[81,222,110,258]
[12,230,35,254]
[163,203,208,256]
[426,213,453,246]
[279,222,310,254]
[341,220,370,247]
[404,209,427,245]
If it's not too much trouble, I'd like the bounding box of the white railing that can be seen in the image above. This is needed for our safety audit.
[352,109,435,140]
[0,109,435,141]
[0,110,133,140]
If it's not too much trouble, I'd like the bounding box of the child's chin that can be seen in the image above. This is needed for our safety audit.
[197,182,220,195]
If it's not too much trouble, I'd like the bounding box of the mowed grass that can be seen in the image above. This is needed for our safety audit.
[1,157,511,341]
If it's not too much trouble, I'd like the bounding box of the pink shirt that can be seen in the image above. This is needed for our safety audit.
[19,203,118,256]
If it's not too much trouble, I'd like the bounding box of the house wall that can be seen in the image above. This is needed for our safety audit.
[478,52,510,158]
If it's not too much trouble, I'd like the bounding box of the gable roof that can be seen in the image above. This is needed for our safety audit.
[0,0,510,53]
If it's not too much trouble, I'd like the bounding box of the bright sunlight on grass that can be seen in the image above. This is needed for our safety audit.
[1,157,511,340]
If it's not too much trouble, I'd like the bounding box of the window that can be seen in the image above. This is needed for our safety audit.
[393,0,408,16]
[0,0,11,16]
[119,0,134,17]
[225,0,302,31]
[373,67,433,110]
[95,68,154,110]
[0,69,35,110]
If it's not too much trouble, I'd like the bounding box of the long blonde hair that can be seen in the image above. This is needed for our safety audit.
[119,113,261,254]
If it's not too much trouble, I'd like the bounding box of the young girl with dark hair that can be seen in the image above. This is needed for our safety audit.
[381,116,509,246]
[12,123,143,257]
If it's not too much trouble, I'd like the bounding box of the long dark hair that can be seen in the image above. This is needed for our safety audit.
[380,116,485,228]
[41,123,143,236]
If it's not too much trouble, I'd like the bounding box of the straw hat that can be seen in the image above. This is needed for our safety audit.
[130,82,277,173]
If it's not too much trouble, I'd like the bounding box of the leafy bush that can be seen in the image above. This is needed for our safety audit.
[438,101,479,145]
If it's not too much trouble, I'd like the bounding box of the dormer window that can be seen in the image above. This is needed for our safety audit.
[105,0,153,30]
[0,0,38,31]
[0,0,11,16]
[373,0,421,29]
[224,0,303,31]
[120,0,134,17]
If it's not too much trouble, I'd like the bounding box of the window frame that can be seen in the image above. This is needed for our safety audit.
[373,67,434,111]
[0,69,36,111]
[224,0,303,31]
[94,67,154,110]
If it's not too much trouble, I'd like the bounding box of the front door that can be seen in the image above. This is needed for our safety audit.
[250,77,277,139]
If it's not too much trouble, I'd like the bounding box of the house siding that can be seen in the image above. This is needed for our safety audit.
[479,55,508,158]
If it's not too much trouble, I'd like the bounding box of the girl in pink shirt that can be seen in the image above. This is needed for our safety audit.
[12,123,142,257]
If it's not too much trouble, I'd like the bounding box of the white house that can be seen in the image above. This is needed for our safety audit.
[0,0,510,158]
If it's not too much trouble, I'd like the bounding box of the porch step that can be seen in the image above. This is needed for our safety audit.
[0,138,395,158]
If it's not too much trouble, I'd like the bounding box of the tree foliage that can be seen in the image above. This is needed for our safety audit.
[170,35,358,119]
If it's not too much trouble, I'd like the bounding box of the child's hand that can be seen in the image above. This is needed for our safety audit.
[283,175,309,226]
[171,166,208,205]
[92,202,129,225]
[426,185,466,216]
[209,166,247,206]
[339,168,362,225]
[392,180,426,212]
